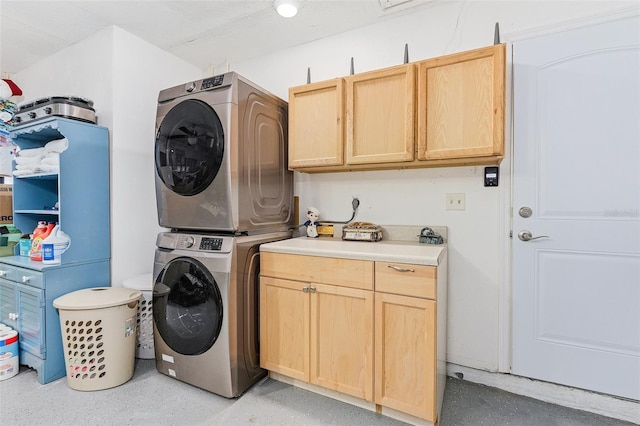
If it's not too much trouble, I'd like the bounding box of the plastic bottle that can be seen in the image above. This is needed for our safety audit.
[41,223,71,264]
[30,221,54,261]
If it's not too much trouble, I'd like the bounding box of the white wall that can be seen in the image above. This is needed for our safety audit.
[109,27,201,285]
[232,0,636,372]
[16,26,202,287]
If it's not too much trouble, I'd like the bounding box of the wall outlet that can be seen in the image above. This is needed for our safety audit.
[446,193,465,211]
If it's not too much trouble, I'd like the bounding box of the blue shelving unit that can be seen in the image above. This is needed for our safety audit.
[0,117,111,384]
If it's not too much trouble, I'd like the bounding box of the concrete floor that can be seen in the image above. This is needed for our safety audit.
[0,359,636,426]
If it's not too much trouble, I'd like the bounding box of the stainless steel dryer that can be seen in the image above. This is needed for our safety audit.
[152,230,291,397]
[155,72,293,233]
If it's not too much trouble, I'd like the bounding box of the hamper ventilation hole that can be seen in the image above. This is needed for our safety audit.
[98,364,105,371]
[86,328,93,334]
[95,320,102,326]
[78,321,83,327]
[86,321,92,326]
[99,372,106,378]
[95,327,102,334]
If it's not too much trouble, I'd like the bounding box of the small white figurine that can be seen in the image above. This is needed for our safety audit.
[304,207,320,238]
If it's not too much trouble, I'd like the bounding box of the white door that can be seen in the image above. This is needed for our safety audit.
[512,16,640,400]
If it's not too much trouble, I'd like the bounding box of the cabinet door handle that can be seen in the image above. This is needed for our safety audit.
[9,312,18,320]
[387,265,415,273]
[302,286,309,293]
[0,270,6,277]
[308,287,316,293]
[21,275,31,283]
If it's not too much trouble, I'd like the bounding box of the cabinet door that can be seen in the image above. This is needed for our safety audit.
[0,280,17,329]
[417,44,505,160]
[375,292,436,421]
[310,283,374,401]
[259,276,309,381]
[16,283,46,357]
[346,64,415,165]
[288,79,344,169]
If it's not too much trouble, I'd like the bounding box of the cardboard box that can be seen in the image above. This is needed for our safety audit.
[0,184,13,224]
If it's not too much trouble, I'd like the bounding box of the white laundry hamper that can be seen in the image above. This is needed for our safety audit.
[122,274,154,359]
[53,287,141,391]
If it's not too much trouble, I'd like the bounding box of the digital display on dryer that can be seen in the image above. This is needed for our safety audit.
[200,237,223,251]
[201,75,224,90]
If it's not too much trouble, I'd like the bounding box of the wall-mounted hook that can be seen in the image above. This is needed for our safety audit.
[350,57,354,75]
[403,43,409,64]
[307,67,311,84]
[494,22,501,44]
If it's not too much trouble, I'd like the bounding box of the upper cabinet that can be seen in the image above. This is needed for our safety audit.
[288,43,505,173]
[346,64,415,165]
[417,44,505,162]
[288,78,344,169]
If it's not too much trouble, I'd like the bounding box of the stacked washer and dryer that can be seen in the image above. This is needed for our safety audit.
[152,72,293,398]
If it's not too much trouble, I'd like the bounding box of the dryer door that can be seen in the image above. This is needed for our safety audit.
[155,99,225,196]
[153,256,223,355]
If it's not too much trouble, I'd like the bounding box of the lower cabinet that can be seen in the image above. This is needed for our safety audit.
[0,260,110,384]
[260,251,446,424]
[260,253,374,401]
[375,292,437,420]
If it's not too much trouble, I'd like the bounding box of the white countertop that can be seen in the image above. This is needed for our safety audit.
[260,236,446,266]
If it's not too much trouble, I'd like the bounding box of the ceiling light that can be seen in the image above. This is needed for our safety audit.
[275,0,298,18]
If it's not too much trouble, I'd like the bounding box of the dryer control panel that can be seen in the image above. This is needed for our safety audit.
[156,232,233,253]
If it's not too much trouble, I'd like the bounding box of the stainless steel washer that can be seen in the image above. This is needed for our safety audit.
[154,72,293,233]
[152,230,291,397]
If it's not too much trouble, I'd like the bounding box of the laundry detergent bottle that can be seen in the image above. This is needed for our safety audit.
[30,221,54,261]
[41,223,71,264]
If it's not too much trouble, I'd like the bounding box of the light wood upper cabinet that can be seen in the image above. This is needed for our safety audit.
[346,64,415,165]
[417,44,505,161]
[288,79,344,168]
[287,43,505,172]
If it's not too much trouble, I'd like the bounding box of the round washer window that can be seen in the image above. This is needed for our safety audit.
[155,99,225,196]
[153,257,223,356]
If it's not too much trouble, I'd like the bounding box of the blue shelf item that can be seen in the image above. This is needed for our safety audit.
[0,117,111,384]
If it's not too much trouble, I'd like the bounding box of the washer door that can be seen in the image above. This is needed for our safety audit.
[155,99,225,196]
[153,257,223,356]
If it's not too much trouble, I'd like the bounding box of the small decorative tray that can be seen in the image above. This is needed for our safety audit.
[342,222,383,242]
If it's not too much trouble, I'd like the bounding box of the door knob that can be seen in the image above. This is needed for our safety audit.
[518,230,549,241]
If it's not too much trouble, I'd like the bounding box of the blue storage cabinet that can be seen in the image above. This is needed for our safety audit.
[0,117,111,384]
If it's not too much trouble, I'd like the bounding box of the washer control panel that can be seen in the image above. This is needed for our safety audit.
[199,237,223,251]
[156,232,233,253]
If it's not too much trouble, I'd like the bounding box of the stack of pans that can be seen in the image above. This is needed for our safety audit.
[14,96,96,126]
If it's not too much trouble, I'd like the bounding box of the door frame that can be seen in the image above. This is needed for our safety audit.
[499,5,640,374]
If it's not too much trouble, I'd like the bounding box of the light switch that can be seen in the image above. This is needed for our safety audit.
[446,193,465,211]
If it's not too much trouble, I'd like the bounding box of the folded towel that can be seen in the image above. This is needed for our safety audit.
[15,155,42,165]
[15,163,37,170]
[41,153,60,166]
[44,138,68,153]
[17,147,45,157]
[36,164,59,174]
[12,169,34,176]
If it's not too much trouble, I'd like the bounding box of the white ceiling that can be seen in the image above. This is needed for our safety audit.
[0,0,438,76]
